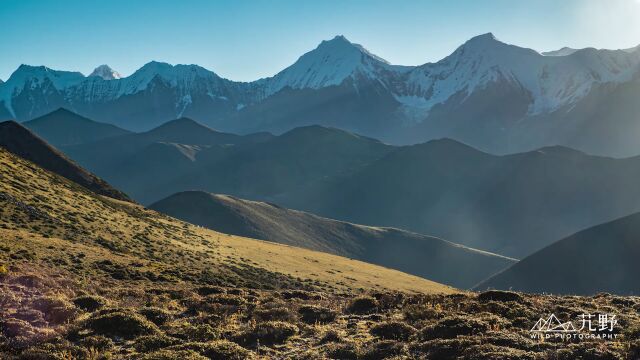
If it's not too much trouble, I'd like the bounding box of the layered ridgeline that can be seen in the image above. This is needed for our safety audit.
[54,116,640,258]
[22,108,131,147]
[150,191,516,289]
[3,34,640,156]
[477,212,640,295]
[0,145,454,294]
[0,120,130,201]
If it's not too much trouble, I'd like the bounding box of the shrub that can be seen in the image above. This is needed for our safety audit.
[346,296,379,315]
[281,290,323,300]
[411,338,482,359]
[554,343,624,360]
[420,316,490,340]
[138,307,172,326]
[324,342,360,360]
[166,323,219,342]
[362,340,408,360]
[0,264,8,277]
[134,334,180,352]
[205,294,246,306]
[253,307,297,322]
[403,304,443,322]
[79,335,114,351]
[478,291,523,303]
[0,318,34,338]
[299,305,337,324]
[72,295,108,312]
[370,321,416,341]
[196,286,226,296]
[31,295,77,324]
[319,330,342,344]
[139,350,209,360]
[85,310,158,339]
[238,321,298,345]
[168,341,252,360]
[460,344,538,360]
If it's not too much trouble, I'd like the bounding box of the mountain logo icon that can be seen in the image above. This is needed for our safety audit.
[531,314,577,333]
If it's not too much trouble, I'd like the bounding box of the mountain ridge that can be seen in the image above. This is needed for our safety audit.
[3,34,640,156]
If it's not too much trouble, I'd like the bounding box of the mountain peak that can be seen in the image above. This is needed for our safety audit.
[265,35,391,94]
[89,64,121,80]
[461,32,506,49]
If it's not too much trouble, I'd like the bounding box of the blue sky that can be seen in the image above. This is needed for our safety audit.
[1,0,639,81]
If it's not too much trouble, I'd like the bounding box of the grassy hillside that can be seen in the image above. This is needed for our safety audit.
[150,191,515,289]
[476,211,640,295]
[23,108,131,147]
[0,147,454,294]
[0,120,130,202]
[2,143,639,359]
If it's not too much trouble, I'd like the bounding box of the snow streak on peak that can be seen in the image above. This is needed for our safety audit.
[0,65,85,117]
[263,35,398,95]
[542,47,580,57]
[401,33,640,116]
[89,65,122,80]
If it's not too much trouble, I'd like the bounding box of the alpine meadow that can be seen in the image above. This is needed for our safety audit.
[2,1,640,359]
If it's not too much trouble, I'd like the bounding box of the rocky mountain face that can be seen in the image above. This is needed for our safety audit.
[2,34,640,156]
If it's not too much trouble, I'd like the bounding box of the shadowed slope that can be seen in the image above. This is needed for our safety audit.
[476,212,640,295]
[0,120,130,201]
[150,191,515,289]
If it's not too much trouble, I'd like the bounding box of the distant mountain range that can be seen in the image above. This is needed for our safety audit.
[150,191,515,289]
[31,109,640,259]
[23,108,131,147]
[3,34,640,156]
[477,211,640,295]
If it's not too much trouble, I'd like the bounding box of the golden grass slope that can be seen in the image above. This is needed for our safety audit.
[0,147,455,294]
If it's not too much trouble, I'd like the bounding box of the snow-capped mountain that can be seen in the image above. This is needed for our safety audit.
[88,65,122,80]
[2,34,640,156]
[401,33,640,115]
[259,35,408,96]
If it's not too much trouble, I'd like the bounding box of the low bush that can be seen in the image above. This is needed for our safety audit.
[370,321,416,341]
[253,306,297,322]
[138,307,172,326]
[84,310,158,339]
[134,334,180,352]
[72,295,108,312]
[299,305,337,324]
[420,316,490,340]
[237,321,298,346]
[168,341,252,360]
[346,296,379,315]
[478,290,523,303]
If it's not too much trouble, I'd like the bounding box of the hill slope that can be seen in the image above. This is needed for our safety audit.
[150,191,516,289]
[476,212,640,295]
[58,123,640,258]
[22,108,131,147]
[0,120,130,201]
[63,124,391,204]
[0,146,453,294]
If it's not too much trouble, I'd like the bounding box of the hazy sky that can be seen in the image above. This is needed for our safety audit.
[1,0,640,81]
